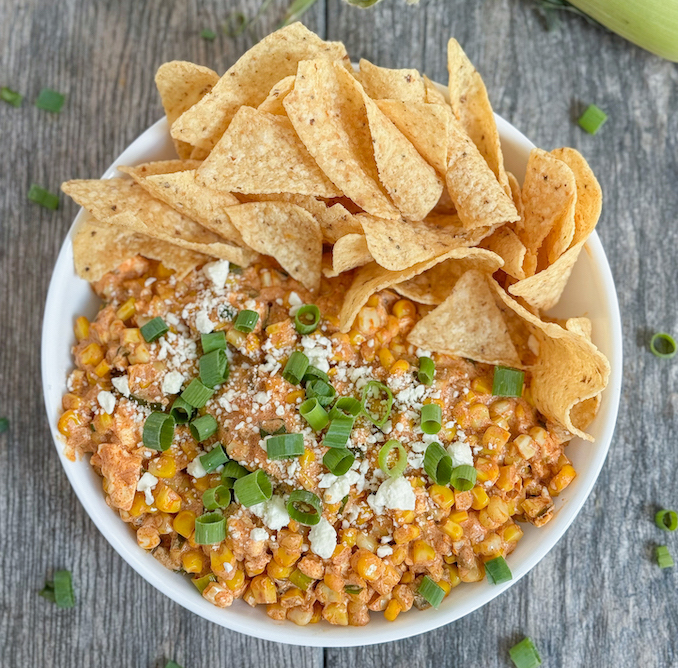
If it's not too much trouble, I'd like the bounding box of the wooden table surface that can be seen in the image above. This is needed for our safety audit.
[1,0,677,666]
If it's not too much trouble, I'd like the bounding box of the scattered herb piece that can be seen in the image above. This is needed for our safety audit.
[0,417,8,433]
[650,332,676,359]
[578,104,607,135]
[200,28,217,40]
[655,509,678,531]
[28,184,59,210]
[1,86,23,107]
[35,88,66,113]
[509,637,542,668]
[39,570,75,608]
[657,545,674,569]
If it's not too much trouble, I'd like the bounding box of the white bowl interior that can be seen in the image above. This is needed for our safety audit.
[42,115,622,647]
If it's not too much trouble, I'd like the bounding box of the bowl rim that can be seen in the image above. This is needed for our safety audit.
[41,112,623,647]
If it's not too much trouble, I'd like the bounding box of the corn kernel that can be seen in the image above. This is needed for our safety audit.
[340,528,358,547]
[286,389,305,404]
[155,263,173,278]
[471,486,490,510]
[250,575,277,605]
[357,306,382,335]
[116,297,136,321]
[94,412,114,433]
[57,409,81,437]
[482,425,511,450]
[153,484,182,513]
[503,524,524,543]
[438,580,452,596]
[514,434,537,459]
[148,455,177,479]
[394,524,420,544]
[129,491,151,518]
[440,518,464,540]
[367,295,380,308]
[356,531,378,552]
[471,377,493,395]
[74,316,90,341]
[211,546,236,574]
[323,602,349,626]
[122,327,142,345]
[549,464,576,495]
[384,599,402,622]
[400,571,415,584]
[193,476,211,492]
[172,510,196,538]
[130,342,150,364]
[93,359,111,377]
[392,299,416,319]
[395,510,415,524]
[496,465,515,492]
[446,564,461,588]
[267,560,294,580]
[475,458,499,484]
[389,359,410,375]
[226,329,246,348]
[182,550,206,574]
[529,426,548,446]
[80,342,104,367]
[225,568,245,591]
[378,347,395,371]
[449,510,468,524]
[273,547,300,568]
[479,496,510,528]
[348,329,366,346]
[468,402,491,430]
[429,484,455,510]
[411,539,436,564]
[354,552,384,581]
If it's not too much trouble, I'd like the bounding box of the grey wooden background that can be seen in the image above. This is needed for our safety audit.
[1,0,677,666]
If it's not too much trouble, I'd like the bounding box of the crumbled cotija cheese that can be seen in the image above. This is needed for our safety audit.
[161,370,184,395]
[97,391,116,415]
[137,472,158,505]
[367,477,416,514]
[308,517,337,559]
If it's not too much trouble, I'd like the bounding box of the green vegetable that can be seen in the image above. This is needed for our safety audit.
[578,104,608,135]
[200,29,217,40]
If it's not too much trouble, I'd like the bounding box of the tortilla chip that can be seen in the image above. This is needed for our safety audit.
[119,166,244,246]
[324,234,373,277]
[492,281,609,441]
[118,160,201,178]
[407,270,522,367]
[338,246,493,332]
[258,75,296,115]
[375,100,450,175]
[482,226,526,280]
[446,120,519,230]
[359,213,491,271]
[518,148,576,264]
[171,23,350,151]
[363,95,443,221]
[566,316,593,341]
[61,178,257,266]
[196,106,341,198]
[423,75,448,106]
[225,202,322,291]
[447,39,510,196]
[393,248,504,304]
[357,59,425,102]
[73,218,206,282]
[284,59,399,220]
[155,61,219,159]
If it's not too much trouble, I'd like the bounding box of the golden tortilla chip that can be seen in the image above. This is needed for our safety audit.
[482,226,526,280]
[73,218,207,282]
[225,202,322,291]
[446,120,519,230]
[171,23,350,151]
[196,106,341,198]
[492,281,609,441]
[363,94,443,221]
[359,213,491,271]
[338,246,492,332]
[394,248,504,304]
[118,160,201,178]
[120,166,244,246]
[61,178,257,266]
[423,75,448,106]
[284,59,399,220]
[518,148,576,264]
[447,39,510,196]
[566,316,593,341]
[375,100,450,175]
[407,270,522,367]
[155,61,219,159]
[357,59,426,102]
[258,75,296,115]
[324,234,373,277]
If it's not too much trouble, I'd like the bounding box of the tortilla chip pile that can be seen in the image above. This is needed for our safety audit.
[62,23,609,442]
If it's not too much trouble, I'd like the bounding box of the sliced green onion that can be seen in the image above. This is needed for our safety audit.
[509,637,542,668]
[27,184,59,210]
[378,440,408,478]
[1,86,23,107]
[361,380,394,428]
[266,433,305,459]
[234,309,259,333]
[170,396,194,424]
[420,403,442,434]
[657,545,674,569]
[344,584,363,595]
[40,570,75,608]
[299,397,329,431]
[282,351,309,385]
[199,348,229,387]
[655,509,678,531]
[200,28,217,40]
[323,416,354,449]
[192,573,216,593]
[165,661,183,668]
[450,464,477,491]
[485,556,513,584]
[423,442,452,485]
[199,443,228,473]
[294,304,321,334]
[181,378,214,408]
[305,378,336,407]
[201,331,227,353]
[650,332,677,359]
[219,476,234,490]
[0,417,8,433]
[190,414,218,442]
[418,356,435,385]
[195,511,226,544]
[289,568,313,591]
[221,459,249,481]
[140,316,169,343]
[323,448,355,476]
[492,366,525,397]
[259,419,286,438]
[578,104,607,135]
[287,490,322,526]
[143,412,175,451]
[35,88,65,113]
[302,365,329,384]
[234,470,272,507]
[329,396,362,420]
[202,484,231,510]
[417,575,445,608]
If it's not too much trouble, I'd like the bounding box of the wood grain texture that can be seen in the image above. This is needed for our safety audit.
[1,0,676,666]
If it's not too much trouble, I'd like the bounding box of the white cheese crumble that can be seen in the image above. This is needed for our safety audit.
[318,470,361,504]
[288,291,303,316]
[137,472,158,505]
[308,517,337,559]
[97,391,116,415]
[376,545,393,558]
[447,440,474,468]
[367,477,416,514]
[249,496,290,531]
[111,375,130,397]
[203,260,230,289]
[301,334,333,373]
[161,370,184,395]
[187,457,207,479]
[250,527,268,542]
[195,310,214,334]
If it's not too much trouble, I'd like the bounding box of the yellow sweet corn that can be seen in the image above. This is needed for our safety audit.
[73,316,90,341]
[116,297,136,322]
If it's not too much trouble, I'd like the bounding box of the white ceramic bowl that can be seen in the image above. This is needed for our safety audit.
[42,113,622,647]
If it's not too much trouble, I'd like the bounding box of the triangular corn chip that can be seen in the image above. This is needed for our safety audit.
[358,59,425,102]
[423,75,448,106]
[482,226,526,280]
[258,75,296,115]
[324,234,373,277]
